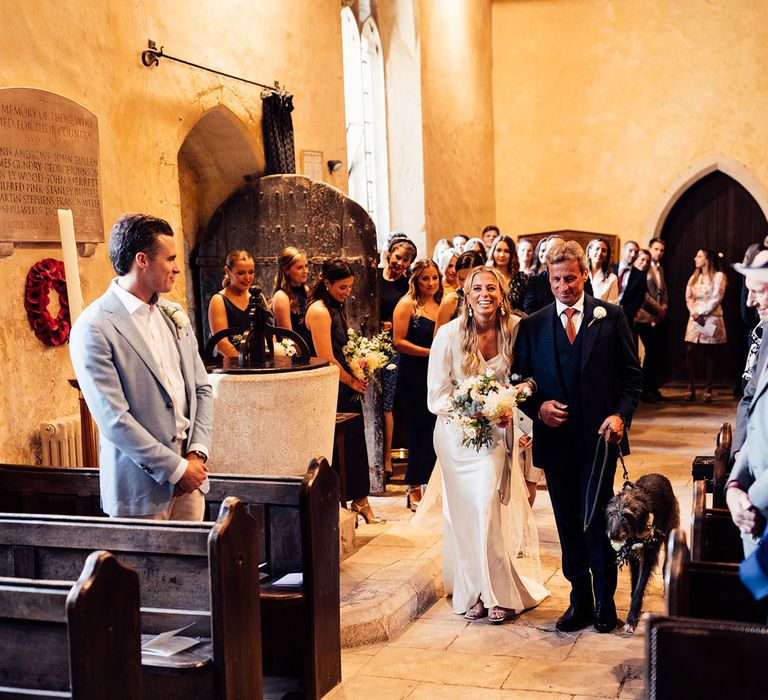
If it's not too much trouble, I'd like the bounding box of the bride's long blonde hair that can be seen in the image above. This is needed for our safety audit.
[458,266,518,376]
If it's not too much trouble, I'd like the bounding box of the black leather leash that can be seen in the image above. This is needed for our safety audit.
[583,430,632,532]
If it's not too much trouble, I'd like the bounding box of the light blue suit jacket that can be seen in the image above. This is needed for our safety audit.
[70,287,213,516]
[731,358,768,518]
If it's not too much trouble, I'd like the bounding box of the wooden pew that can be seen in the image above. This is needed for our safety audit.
[206,457,341,699]
[0,497,262,700]
[665,528,766,622]
[690,479,743,563]
[0,550,142,699]
[645,614,768,700]
[0,457,341,699]
[690,421,731,508]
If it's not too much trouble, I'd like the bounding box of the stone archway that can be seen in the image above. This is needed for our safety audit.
[177,106,264,329]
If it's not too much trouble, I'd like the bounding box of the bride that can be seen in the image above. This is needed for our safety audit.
[425,266,549,623]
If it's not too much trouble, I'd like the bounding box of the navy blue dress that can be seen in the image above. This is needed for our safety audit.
[400,314,437,485]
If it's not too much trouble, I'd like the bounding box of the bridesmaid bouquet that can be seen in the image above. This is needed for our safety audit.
[343,329,396,398]
[448,370,531,451]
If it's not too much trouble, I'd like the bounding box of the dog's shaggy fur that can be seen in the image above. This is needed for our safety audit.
[605,474,679,632]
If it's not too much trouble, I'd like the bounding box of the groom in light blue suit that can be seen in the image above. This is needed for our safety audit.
[70,213,212,519]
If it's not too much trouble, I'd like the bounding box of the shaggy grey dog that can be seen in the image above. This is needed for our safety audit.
[605,474,680,632]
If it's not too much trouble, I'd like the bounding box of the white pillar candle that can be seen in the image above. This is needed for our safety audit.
[57,209,84,323]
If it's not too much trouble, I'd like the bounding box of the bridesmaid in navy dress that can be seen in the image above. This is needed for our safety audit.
[207,249,254,361]
[271,246,314,352]
[393,259,443,510]
[305,258,383,524]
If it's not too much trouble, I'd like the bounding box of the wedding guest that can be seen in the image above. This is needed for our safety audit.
[586,238,619,303]
[614,241,646,331]
[464,237,487,258]
[208,249,254,359]
[488,234,529,311]
[306,258,383,523]
[271,246,313,351]
[438,247,459,294]
[635,238,668,403]
[428,266,549,622]
[684,249,727,402]
[393,259,442,510]
[379,237,417,479]
[432,238,452,262]
[435,250,486,334]
[523,234,566,315]
[481,225,500,249]
[452,234,468,254]
[532,236,550,275]
[517,237,536,277]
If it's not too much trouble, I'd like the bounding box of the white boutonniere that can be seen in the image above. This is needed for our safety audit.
[587,305,607,328]
[157,298,190,338]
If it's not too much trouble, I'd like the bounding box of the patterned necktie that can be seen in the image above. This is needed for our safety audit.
[564,307,577,344]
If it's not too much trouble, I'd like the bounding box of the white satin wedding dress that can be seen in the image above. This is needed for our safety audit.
[423,317,550,615]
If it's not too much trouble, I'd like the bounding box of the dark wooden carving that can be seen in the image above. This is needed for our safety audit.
[195,174,384,490]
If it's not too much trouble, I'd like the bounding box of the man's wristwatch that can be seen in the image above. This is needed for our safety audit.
[190,450,208,464]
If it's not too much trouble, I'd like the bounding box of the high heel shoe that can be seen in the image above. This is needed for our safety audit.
[406,486,422,512]
[684,388,696,402]
[703,389,712,403]
[351,500,386,525]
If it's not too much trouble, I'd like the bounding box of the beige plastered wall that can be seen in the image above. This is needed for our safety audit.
[0,0,347,463]
[492,0,768,243]
[419,0,496,250]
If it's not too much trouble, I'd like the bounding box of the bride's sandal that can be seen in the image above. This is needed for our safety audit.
[488,606,510,624]
[464,601,487,621]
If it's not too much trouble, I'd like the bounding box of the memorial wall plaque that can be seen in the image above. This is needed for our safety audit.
[0,88,103,244]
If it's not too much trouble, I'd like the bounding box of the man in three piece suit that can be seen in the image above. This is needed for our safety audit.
[613,240,647,331]
[513,241,642,633]
[727,254,768,553]
[70,213,213,520]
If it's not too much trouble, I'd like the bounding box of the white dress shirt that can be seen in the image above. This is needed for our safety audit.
[111,280,206,489]
[555,293,586,336]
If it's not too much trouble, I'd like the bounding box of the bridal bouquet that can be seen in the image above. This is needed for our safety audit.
[343,328,396,397]
[448,369,531,451]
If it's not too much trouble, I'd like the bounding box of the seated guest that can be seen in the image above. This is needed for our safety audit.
[208,249,255,360]
[487,234,529,311]
[432,238,452,262]
[586,237,619,303]
[271,246,313,351]
[452,234,468,254]
[306,258,383,523]
[434,250,485,334]
[517,237,536,277]
[481,224,500,249]
[379,237,418,479]
[463,237,487,258]
[438,247,459,294]
[393,259,442,510]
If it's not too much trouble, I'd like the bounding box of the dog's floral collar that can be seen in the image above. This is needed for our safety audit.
[613,513,663,570]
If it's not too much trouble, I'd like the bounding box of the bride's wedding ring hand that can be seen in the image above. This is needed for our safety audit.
[598,414,624,444]
[538,400,569,428]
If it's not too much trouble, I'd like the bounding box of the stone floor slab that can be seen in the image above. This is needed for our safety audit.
[501,658,625,696]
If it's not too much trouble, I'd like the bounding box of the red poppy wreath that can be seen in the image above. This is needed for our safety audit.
[24,258,71,346]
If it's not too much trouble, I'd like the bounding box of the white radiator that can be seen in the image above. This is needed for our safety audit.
[40,415,83,467]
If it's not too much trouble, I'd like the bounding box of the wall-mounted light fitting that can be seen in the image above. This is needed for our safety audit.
[327,159,343,174]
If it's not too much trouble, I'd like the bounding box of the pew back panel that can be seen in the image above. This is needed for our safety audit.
[691,479,743,563]
[0,550,142,700]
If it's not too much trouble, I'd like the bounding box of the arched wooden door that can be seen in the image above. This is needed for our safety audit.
[660,171,768,386]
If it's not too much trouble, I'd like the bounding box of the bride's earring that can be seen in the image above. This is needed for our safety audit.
[468,306,474,318]
[500,306,507,316]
